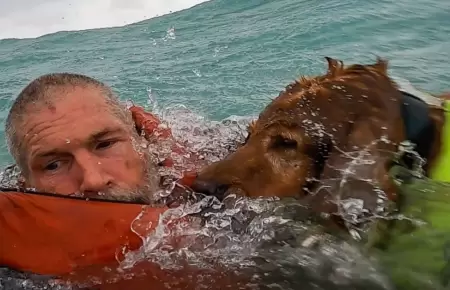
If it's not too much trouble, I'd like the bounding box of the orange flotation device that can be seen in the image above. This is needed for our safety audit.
[0,191,251,289]
[0,190,166,275]
[0,105,226,288]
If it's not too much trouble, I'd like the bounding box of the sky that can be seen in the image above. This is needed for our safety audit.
[0,0,209,39]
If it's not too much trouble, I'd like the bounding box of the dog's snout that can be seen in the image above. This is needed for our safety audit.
[191,178,230,199]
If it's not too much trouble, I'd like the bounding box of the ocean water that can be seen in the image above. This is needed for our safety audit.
[0,0,449,167]
[0,1,449,289]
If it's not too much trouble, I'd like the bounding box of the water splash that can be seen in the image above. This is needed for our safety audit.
[115,98,405,289]
[138,89,253,185]
[0,164,23,189]
[0,98,421,290]
[0,268,70,290]
[115,195,394,290]
[162,27,176,42]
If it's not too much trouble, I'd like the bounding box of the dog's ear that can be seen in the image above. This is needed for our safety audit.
[324,57,344,77]
[372,57,389,75]
[304,120,399,221]
[307,134,333,180]
[299,132,334,196]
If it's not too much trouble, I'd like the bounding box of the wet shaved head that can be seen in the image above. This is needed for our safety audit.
[5,73,133,174]
[4,73,159,203]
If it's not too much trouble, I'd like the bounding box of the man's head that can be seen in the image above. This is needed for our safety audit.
[5,73,158,202]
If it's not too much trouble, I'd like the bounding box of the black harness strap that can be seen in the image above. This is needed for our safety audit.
[400,90,436,161]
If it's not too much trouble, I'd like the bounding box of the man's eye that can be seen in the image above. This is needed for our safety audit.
[44,161,62,172]
[96,140,116,150]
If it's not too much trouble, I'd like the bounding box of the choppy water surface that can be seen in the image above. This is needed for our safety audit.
[0,101,398,290]
[0,0,448,288]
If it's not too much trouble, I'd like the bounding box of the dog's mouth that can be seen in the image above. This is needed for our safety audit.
[191,178,317,201]
[190,178,280,201]
[190,179,233,200]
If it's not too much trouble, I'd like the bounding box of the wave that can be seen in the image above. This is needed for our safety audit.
[0,0,210,40]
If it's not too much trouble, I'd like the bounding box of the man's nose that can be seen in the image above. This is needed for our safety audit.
[77,154,113,194]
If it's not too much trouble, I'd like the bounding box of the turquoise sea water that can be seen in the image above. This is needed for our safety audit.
[0,1,449,288]
[0,0,449,167]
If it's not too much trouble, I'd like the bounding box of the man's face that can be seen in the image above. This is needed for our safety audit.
[20,86,158,202]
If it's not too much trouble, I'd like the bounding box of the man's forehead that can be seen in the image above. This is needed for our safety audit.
[43,85,111,110]
[19,86,130,156]
[29,126,128,159]
[23,99,121,131]
[25,118,130,159]
[25,112,126,139]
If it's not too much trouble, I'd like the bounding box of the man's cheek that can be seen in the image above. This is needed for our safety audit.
[114,157,145,182]
[35,176,74,195]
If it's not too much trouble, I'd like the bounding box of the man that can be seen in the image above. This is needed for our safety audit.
[4,73,159,203]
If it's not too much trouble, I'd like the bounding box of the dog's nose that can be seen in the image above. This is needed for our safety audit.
[191,178,230,199]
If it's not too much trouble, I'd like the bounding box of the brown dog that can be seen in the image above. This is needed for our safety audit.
[191,57,446,219]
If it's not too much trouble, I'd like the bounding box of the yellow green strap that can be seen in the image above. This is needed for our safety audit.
[429,100,450,182]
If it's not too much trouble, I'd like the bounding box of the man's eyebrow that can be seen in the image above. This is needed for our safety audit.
[88,127,126,142]
[31,127,127,159]
[33,149,64,159]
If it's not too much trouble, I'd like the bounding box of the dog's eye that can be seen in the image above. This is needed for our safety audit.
[271,135,298,150]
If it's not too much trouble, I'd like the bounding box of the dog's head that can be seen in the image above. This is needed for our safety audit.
[192,57,401,202]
